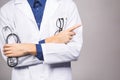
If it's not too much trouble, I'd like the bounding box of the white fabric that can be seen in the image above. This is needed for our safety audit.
[0,0,83,80]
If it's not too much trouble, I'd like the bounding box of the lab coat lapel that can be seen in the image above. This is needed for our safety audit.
[42,0,61,23]
[38,0,61,39]
[14,0,36,24]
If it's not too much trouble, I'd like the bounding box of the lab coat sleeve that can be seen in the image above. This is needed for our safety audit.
[0,7,42,68]
[42,2,83,64]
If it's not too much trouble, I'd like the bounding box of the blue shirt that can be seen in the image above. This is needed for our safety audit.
[27,0,46,60]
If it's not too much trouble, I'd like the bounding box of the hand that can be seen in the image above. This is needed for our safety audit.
[45,24,81,44]
[3,43,36,57]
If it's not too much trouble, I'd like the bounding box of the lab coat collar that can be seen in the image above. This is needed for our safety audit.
[42,0,62,22]
[14,0,27,4]
[14,0,62,30]
[14,0,62,4]
[14,0,36,26]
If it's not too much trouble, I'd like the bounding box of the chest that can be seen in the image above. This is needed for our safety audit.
[10,3,71,43]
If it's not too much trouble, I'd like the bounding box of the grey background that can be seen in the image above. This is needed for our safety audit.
[0,0,120,80]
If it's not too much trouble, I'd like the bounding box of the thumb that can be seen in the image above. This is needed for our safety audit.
[67,24,81,32]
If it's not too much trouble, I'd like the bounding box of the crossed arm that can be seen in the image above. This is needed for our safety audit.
[3,24,80,57]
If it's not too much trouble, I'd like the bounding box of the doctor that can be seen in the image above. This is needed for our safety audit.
[0,0,83,80]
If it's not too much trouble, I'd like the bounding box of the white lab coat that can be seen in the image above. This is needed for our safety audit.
[0,0,83,80]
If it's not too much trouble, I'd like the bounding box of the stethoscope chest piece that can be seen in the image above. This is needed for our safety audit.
[7,57,18,67]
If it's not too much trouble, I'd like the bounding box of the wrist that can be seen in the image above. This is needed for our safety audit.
[45,36,56,43]
[27,44,37,56]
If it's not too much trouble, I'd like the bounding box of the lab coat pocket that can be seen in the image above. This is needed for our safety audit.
[49,17,68,36]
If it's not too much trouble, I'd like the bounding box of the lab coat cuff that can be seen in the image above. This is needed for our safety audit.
[36,44,44,60]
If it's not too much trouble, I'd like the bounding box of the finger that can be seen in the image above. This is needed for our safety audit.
[3,44,11,48]
[6,53,19,57]
[69,32,76,36]
[3,48,11,52]
[67,24,81,31]
[69,36,73,40]
[4,51,12,55]
[6,54,14,57]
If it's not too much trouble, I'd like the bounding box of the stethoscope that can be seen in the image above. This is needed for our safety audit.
[54,18,65,35]
[2,26,21,67]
